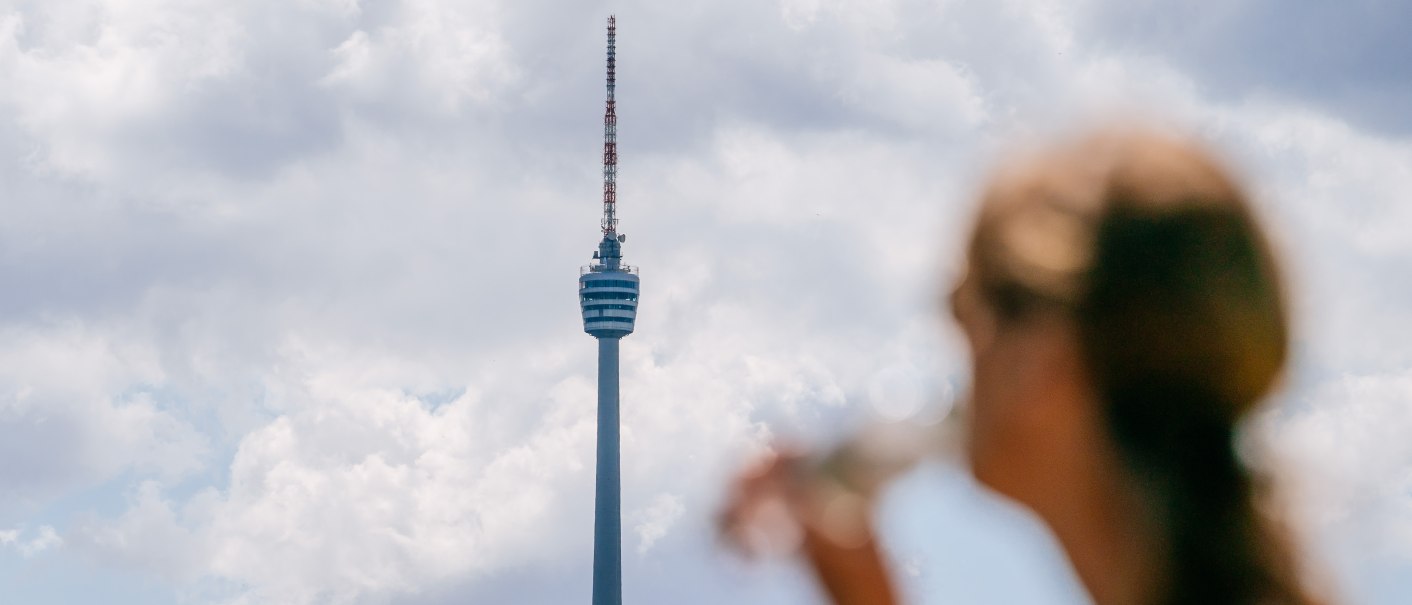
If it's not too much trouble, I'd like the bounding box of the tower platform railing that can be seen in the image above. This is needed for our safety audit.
[581,264,639,275]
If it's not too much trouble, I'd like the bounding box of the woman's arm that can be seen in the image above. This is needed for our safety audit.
[719,428,939,605]
[800,506,898,605]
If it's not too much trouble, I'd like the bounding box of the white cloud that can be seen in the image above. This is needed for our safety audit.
[1,524,63,558]
[1269,370,1412,554]
[70,481,212,581]
[317,1,518,113]
[633,493,685,554]
[0,324,208,501]
[0,0,1407,604]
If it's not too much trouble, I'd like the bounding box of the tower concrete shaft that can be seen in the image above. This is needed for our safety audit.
[592,337,621,605]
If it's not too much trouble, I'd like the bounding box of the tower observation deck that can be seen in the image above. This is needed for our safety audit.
[580,15,636,605]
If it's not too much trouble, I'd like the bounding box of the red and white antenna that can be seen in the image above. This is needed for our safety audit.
[598,15,615,237]
[601,16,618,236]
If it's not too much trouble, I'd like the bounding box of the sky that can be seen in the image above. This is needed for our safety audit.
[0,0,1409,603]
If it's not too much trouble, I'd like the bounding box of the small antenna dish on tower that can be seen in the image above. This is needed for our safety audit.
[618,234,626,243]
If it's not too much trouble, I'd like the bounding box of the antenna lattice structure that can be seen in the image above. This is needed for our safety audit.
[602,16,618,236]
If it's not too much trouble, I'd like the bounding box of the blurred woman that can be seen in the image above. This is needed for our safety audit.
[720,128,1323,605]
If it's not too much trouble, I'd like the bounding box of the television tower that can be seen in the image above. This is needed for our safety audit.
[579,15,637,605]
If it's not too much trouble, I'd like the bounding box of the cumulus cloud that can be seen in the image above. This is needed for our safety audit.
[0,0,1407,604]
[0,324,208,503]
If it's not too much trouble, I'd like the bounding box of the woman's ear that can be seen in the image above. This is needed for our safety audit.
[951,270,998,357]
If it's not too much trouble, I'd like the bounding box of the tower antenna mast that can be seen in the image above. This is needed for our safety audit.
[601,16,618,236]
